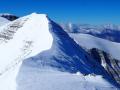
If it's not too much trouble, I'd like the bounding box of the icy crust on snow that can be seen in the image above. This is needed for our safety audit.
[0,13,53,90]
[70,33,120,60]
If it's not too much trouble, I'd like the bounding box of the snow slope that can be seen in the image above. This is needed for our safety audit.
[17,18,120,89]
[70,33,120,60]
[0,17,10,26]
[17,67,117,90]
[0,13,119,90]
[0,13,53,90]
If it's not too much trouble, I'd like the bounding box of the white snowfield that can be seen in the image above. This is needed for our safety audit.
[0,13,119,90]
[0,13,53,90]
[17,66,117,90]
[70,33,120,60]
[0,17,10,26]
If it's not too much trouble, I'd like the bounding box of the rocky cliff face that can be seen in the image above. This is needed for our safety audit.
[88,48,120,84]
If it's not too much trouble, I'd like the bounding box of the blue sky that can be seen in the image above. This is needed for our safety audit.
[0,0,120,24]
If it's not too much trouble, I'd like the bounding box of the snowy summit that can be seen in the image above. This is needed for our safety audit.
[0,13,53,90]
[0,13,119,90]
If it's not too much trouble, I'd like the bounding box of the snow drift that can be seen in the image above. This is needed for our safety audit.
[17,15,120,89]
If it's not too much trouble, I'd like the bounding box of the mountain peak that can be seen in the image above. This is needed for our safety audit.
[0,13,120,90]
[29,13,47,18]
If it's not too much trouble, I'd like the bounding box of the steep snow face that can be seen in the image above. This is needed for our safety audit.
[20,20,107,74]
[70,33,120,60]
[0,13,119,90]
[0,17,10,26]
[17,20,120,90]
[0,13,53,90]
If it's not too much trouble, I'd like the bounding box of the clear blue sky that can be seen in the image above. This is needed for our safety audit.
[0,0,120,24]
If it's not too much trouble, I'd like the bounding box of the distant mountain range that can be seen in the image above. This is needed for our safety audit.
[62,23,120,43]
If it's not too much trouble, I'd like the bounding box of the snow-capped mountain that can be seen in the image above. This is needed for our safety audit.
[0,13,120,90]
[0,13,53,90]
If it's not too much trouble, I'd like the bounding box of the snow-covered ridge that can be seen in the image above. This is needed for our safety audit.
[0,13,53,90]
[0,13,53,75]
[17,17,120,89]
[0,13,119,90]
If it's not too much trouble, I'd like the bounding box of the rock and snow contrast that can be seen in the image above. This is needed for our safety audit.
[0,13,120,90]
[69,33,120,84]
[62,23,120,86]
[0,13,19,21]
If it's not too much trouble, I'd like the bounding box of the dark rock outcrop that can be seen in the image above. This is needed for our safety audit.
[0,14,19,21]
[88,48,120,84]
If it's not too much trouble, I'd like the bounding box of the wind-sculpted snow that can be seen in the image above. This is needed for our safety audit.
[0,13,120,90]
[17,19,120,89]
[0,13,53,90]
